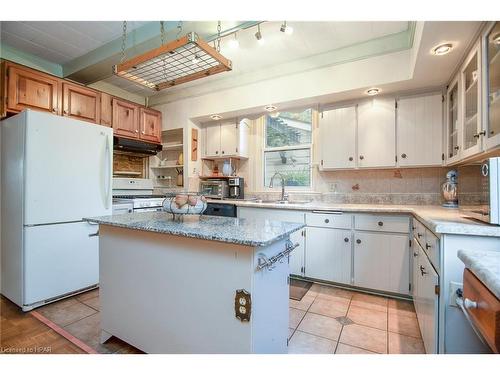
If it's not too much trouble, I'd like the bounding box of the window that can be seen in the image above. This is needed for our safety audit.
[264,109,312,188]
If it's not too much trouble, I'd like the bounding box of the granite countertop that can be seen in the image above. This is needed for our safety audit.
[84,211,305,247]
[207,199,500,238]
[457,250,500,299]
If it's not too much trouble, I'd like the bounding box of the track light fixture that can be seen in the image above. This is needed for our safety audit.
[255,24,264,45]
[280,21,293,35]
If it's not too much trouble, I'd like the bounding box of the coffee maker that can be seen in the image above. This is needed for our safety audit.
[228,177,244,199]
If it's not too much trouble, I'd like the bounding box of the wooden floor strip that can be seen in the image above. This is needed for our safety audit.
[30,310,97,354]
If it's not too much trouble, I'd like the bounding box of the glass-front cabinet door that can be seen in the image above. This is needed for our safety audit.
[483,21,500,150]
[461,41,482,158]
[447,76,461,162]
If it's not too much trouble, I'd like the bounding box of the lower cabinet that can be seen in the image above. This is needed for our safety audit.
[304,227,352,284]
[413,238,439,354]
[353,231,410,294]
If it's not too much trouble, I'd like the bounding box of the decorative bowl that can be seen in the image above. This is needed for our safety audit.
[162,194,207,220]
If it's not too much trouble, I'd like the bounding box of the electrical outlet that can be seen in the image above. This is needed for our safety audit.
[449,281,463,307]
[329,182,338,192]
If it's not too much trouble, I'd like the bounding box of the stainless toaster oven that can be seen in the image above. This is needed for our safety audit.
[199,180,229,199]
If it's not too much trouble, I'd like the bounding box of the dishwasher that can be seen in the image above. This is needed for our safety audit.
[204,203,237,217]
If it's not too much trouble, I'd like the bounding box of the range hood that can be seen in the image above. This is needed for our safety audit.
[113,137,163,156]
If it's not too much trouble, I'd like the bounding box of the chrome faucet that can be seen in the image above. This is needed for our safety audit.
[269,172,288,202]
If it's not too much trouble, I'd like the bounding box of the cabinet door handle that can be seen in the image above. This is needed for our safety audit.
[359,155,364,160]
[222,151,225,154]
[348,156,353,161]
[464,298,478,309]
[413,252,418,257]
[344,237,349,243]
[401,153,407,159]
[215,151,219,154]
[135,129,139,133]
[324,219,330,224]
[356,239,361,244]
[425,243,431,249]
[378,221,383,227]
[420,265,427,276]
[417,232,422,238]
[454,146,460,150]
[52,107,58,113]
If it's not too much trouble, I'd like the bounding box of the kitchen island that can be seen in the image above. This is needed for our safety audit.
[84,212,304,354]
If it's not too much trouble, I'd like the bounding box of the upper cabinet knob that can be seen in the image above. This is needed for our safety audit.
[324,219,330,224]
[359,155,364,160]
[348,157,353,161]
[356,239,361,244]
[401,153,407,159]
[344,237,349,242]
[378,221,383,226]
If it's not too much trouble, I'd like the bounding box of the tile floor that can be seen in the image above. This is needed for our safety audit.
[33,283,425,354]
[35,288,142,354]
[288,283,426,354]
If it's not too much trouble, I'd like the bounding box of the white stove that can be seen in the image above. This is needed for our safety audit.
[112,178,165,212]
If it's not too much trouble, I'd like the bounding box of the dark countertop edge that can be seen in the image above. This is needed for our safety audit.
[84,217,306,247]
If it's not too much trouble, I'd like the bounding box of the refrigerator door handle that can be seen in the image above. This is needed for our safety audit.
[103,134,112,210]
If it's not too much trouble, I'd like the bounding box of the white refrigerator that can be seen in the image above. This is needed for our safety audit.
[1,110,113,311]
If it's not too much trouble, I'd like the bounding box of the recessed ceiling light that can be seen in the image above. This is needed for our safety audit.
[265,105,277,112]
[432,43,453,56]
[280,21,293,35]
[366,88,380,96]
[228,33,239,49]
[210,114,222,120]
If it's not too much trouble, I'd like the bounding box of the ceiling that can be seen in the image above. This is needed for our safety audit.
[103,21,411,95]
[0,21,149,64]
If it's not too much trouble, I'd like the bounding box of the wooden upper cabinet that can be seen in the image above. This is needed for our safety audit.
[6,63,60,115]
[62,83,100,124]
[112,98,139,139]
[139,107,162,143]
[100,92,113,127]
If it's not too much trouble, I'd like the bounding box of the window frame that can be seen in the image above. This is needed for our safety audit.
[262,110,313,191]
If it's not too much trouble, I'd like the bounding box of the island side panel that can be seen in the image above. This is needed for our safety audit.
[250,238,289,354]
[99,224,254,354]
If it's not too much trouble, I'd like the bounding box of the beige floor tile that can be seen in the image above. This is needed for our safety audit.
[81,296,99,311]
[288,331,336,354]
[388,313,421,338]
[388,332,425,354]
[347,305,387,330]
[351,293,388,313]
[309,297,350,318]
[75,288,99,302]
[314,285,354,301]
[339,324,387,354]
[289,295,315,311]
[36,297,97,327]
[388,299,416,317]
[335,343,377,354]
[289,308,306,329]
[297,312,343,341]
[64,312,140,354]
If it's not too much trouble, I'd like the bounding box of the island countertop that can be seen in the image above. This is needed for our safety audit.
[84,211,305,247]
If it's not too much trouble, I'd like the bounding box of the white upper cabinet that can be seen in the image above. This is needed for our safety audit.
[460,41,483,159]
[397,93,443,167]
[446,75,462,164]
[205,124,221,157]
[357,97,396,168]
[319,105,357,169]
[483,21,500,150]
[203,119,250,159]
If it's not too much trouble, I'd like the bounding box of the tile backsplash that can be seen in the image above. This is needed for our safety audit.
[249,167,450,205]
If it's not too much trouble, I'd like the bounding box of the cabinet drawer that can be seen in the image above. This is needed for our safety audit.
[305,212,352,229]
[423,230,440,274]
[463,269,500,353]
[355,214,409,233]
